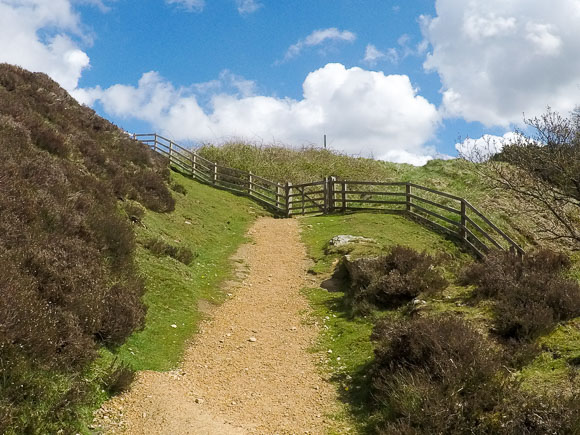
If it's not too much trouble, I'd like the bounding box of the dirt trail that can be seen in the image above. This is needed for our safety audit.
[95,217,345,434]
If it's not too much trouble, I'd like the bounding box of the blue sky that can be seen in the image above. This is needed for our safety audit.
[1,0,579,164]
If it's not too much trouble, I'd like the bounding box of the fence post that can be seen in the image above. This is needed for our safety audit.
[406,183,412,212]
[329,176,336,212]
[276,184,282,210]
[192,154,197,179]
[248,172,253,196]
[323,177,328,214]
[342,181,347,212]
[286,182,293,218]
[132,133,136,140]
[460,199,467,241]
[169,140,173,164]
[302,187,306,216]
[153,133,158,152]
[213,162,218,185]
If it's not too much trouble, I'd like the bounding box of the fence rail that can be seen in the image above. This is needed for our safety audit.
[134,133,524,258]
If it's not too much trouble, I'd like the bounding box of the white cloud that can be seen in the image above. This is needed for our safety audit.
[85,63,440,165]
[363,44,398,66]
[423,0,580,126]
[235,0,261,15]
[0,0,91,92]
[165,0,204,12]
[455,132,521,162]
[282,28,356,62]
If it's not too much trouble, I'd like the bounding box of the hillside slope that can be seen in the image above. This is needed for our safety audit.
[198,143,540,249]
[0,64,174,433]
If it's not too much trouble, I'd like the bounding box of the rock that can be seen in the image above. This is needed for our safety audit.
[328,235,375,248]
[412,299,427,305]
[195,398,204,404]
[249,337,257,342]
[171,324,177,328]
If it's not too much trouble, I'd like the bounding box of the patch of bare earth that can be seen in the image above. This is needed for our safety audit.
[95,217,347,434]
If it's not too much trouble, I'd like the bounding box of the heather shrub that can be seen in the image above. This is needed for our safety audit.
[371,316,503,433]
[132,169,175,212]
[123,200,146,223]
[0,63,177,432]
[346,245,447,312]
[102,360,136,395]
[461,249,580,340]
[145,238,195,265]
[171,182,188,195]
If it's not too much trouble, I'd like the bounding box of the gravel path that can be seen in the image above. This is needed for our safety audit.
[95,217,345,434]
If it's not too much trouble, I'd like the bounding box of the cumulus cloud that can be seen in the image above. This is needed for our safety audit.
[165,0,205,12]
[85,63,440,165]
[235,0,261,15]
[455,132,521,162]
[422,0,580,126]
[282,28,356,62]
[0,0,91,92]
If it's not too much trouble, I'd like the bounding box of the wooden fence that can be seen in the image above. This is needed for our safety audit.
[134,133,524,258]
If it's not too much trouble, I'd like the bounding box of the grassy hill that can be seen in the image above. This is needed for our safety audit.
[199,142,580,433]
[198,142,546,250]
[1,63,578,434]
[0,65,259,433]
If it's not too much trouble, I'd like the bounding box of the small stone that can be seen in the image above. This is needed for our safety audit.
[184,220,192,225]
[290,326,297,331]
[195,398,204,404]
[327,349,333,353]
[249,337,257,342]
[171,324,177,328]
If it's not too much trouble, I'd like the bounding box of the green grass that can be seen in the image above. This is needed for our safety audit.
[298,211,580,432]
[300,212,466,275]
[198,143,533,248]
[108,171,263,371]
[299,212,469,432]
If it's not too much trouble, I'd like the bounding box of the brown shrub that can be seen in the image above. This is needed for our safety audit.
[371,315,503,433]
[0,63,176,431]
[461,249,580,340]
[102,360,136,395]
[171,182,188,195]
[346,245,448,312]
[144,238,195,265]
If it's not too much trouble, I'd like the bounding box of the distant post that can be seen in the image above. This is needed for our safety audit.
[329,176,336,212]
[460,199,467,241]
[286,182,293,217]
[342,181,347,212]
[248,172,253,196]
[406,183,412,212]
[324,134,327,149]
[213,162,218,185]
[276,184,282,210]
